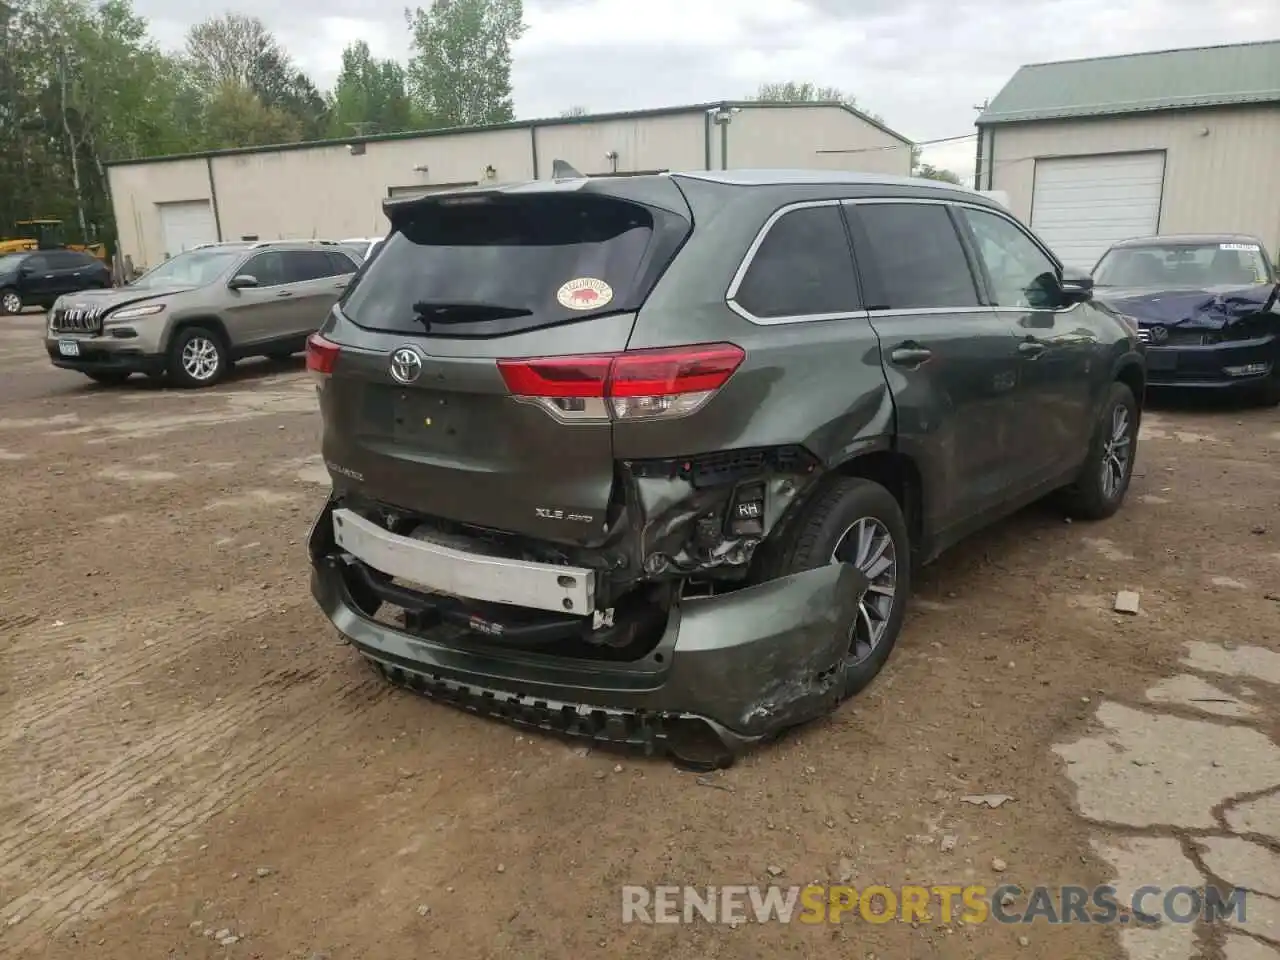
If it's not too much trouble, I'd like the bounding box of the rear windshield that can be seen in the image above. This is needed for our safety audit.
[1094,242,1273,288]
[340,195,661,338]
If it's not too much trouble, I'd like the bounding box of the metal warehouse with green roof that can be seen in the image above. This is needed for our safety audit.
[975,39,1280,269]
[105,102,913,272]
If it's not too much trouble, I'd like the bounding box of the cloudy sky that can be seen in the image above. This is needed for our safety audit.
[135,0,1279,180]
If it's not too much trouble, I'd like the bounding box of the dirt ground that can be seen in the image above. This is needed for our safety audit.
[1,310,1278,960]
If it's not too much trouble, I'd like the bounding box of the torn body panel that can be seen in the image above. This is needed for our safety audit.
[309,494,865,764]
[329,443,827,651]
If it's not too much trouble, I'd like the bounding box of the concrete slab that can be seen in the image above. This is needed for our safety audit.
[1199,837,1280,899]
[1146,674,1260,720]
[1183,642,1280,688]
[1224,933,1280,960]
[1227,891,1280,945]
[1227,794,1280,841]
[1054,702,1280,829]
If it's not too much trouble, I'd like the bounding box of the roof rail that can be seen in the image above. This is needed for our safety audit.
[248,238,340,249]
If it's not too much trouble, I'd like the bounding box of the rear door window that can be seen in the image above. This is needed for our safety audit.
[284,249,343,282]
[240,252,288,287]
[851,202,980,310]
[341,194,679,338]
[732,204,861,319]
[325,251,359,275]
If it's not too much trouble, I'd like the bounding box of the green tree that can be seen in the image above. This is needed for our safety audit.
[915,163,963,185]
[329,40,417,137]
[201,81,301,149]
[183,14,326,140]
[406,0,525,127]
[751,81,884,124]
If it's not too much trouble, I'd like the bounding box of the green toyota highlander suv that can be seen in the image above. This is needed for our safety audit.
[44,239,359,387]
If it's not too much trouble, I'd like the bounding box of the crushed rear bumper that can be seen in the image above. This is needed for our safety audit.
[308,499,865,767]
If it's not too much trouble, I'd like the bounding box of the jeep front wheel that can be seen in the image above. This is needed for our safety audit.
[168,326,227,388]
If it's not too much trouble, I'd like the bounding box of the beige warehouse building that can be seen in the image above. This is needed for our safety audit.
[107,101,913,270]
[976,40,1280,270]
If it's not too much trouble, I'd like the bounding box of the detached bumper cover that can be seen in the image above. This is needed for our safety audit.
[308,500,865,761]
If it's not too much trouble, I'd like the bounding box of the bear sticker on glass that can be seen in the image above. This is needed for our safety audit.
[556,277,613,311]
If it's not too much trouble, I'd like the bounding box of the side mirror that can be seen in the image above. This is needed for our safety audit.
[228,274,259,290]
[18,263,34,276]
[1058,268,1094,304]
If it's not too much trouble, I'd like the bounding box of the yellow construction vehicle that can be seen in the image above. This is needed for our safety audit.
[0,219,108,263]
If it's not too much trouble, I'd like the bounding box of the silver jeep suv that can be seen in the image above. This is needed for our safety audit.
[44,239,360,387]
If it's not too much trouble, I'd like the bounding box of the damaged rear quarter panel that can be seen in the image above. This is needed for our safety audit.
[661,562,868,734]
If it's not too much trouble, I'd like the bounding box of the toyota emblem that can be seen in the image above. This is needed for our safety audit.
[389,346,424,384]
[1149,325,1169,343]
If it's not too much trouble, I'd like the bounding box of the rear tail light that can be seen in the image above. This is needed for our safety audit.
[497,343,745,422]
[306,333,340,384]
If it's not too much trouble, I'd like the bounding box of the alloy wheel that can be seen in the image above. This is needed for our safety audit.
[181,336,220,382]
[1,292,20,313]
[1100,404,1132,501]
[831,516,898,664]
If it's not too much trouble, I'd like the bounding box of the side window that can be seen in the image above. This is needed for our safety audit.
[282,250,340,283]
[325,251,358,275]
[239,252,288,287]
[962,208,1062,310]
[733,205,861,319]
[46,251,80,269]
[853,203,979,310]
[24,254,48,273]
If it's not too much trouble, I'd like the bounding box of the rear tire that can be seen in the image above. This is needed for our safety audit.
[84,371,130,386]
[1058,381,1139,520]
[167,326,227,388]
[0,287,21,315]
[762,476,910,699]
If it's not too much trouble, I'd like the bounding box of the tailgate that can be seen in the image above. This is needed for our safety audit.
[316,182,693,545]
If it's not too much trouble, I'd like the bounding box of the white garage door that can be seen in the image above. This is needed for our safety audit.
[1030,153,1165,271]
[157,200,217,258]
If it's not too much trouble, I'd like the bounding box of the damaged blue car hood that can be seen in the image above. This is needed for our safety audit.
[1095,283,1280,330]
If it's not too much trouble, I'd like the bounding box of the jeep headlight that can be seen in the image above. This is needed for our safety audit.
[108,302,166,322]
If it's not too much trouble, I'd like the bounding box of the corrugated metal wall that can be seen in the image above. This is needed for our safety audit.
[985,105,1280,253]
[108,106,914,268]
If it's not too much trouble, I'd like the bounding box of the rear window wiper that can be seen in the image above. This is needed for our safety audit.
[410,300,533,330]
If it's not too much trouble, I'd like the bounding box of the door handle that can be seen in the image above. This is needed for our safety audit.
[889,345,933,366]
[276,290,293,298]
[1018,340,1047,358]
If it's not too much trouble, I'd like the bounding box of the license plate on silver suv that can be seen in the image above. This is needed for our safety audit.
[58,339,80,357]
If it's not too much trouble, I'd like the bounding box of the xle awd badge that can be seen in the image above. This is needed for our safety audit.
[389,346,423,384]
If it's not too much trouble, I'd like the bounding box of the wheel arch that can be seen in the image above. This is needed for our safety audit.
[1112,355,1146,418]
[830,448,925,560]
[166,315,231,353]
